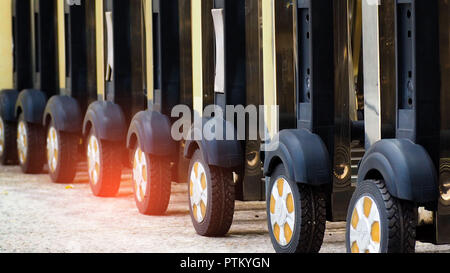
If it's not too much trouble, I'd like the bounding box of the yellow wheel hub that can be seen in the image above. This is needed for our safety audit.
[190,162,208,223]
[133,148,148,202]
[349,196,381,253]
[269,178,295,246]
[87,135,100,185]
[46,127,59,173]
[17,121,28,165]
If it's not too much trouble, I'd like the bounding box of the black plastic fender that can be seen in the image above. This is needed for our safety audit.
[263,129,331,186]
[184,117,244,169]
[43,95,82,133]
[15,89,47,124]
[82,101,127,142]
[126,110,177,156]
[358,139,438,203]
[0,89,19,122]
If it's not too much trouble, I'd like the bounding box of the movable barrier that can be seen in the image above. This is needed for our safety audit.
[82,0,148,197]
[126,0,192,215]
[183,0,266,237]
[42,0,97,183]
[0,0,33,165]
[13,0,60,174]
[347,0,448,253]
[262,0,374,253]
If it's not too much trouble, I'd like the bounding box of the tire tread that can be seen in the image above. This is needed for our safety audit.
[372,180,417,253]
[138,155,172,215]
[0,121,18,165]
[49,130,78,183]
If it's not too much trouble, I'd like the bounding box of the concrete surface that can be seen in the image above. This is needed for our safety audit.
[0,164,449,253]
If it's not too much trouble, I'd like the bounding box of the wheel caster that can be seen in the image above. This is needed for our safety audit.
[346,179,417,253]
[46,125,78,183]
[86,130,122,197]
[132,146,171,215]
[188,150,235,237]
[17,113,45,173]
[0,117,18,165]
[267,164,326,253]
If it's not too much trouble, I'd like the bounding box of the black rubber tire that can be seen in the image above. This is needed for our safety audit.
[345,179,417,253]
[267,164,326,253]
[46,124,78,183]
[188,149,235,237]
[0,119,18,165]
[133,147,172,215]
[17,113,45,174]
[87,130,122,197]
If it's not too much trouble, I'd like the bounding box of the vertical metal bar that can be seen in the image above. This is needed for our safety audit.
[274,0,296,131]
[362,0,381,149]
[84,0,99,108]
[66,0,90,111]
[178,0,193,109]
[237,0,265,201]
[395,0,415,141]
[331,0,353,221]
[436,0,450,245]
[34,0,58,95]
[128,0,146,118]
[297,0,334,154]
[12,0,33,91]
[364,0,397,147]
[30,0,37,88]
[296,0,312,132]
[378,0,397,140]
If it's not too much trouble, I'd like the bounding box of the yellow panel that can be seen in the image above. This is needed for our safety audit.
[57,0,66,90]
[0,0,13,89]
[191,0,203,116]
[145,0,154,102]
[95,0,105,99]
[262,0,277,139]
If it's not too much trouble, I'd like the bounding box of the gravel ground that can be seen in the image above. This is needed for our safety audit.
[0,164,449,253]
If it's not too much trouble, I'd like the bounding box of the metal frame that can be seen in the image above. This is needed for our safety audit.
[126,0,190,183]
[11,0,32,92]
[185,0,264,201]
[43,0,97,134]
[14,0,59,125]
[29,0,58,94]
[0,0,34,123]
[359,0,448,245]
[436,0,450,244]
[264,0,360,221]
[83,0,147,142]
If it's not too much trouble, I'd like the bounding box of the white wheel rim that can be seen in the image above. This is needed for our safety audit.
[87,135,100,185]
[349,195,381,253]
[17,121,28,165]
[0,118,4,156]
[133,148,148,202]
[189,162,208,223]
[46,127,59,173]
[269,177,296,246]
